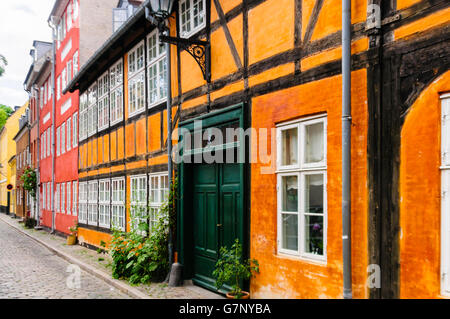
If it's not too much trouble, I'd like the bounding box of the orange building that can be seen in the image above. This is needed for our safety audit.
[66,0,450,298]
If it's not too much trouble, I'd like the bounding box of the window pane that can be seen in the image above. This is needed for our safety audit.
[282,214,298,251]
[282,128,298,166]
[304,122,324,164]
[304,215,323,255]
[282,175,297,212]
[304,174,324,214]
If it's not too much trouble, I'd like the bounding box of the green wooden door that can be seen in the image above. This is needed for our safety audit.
[192,162,242,290]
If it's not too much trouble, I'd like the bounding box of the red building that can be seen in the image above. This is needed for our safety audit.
[40,0,117,234]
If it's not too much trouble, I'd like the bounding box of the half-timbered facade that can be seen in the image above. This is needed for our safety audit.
[64,0,450,299]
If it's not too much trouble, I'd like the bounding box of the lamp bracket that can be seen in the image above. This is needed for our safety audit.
[159,35,210,82]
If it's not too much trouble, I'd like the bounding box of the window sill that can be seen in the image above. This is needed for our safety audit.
[276,251,327,266]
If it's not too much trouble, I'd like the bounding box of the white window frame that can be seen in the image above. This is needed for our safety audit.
[61,182,66,214]
[148,172,169,233]
[78,182,88,223]
[87,180,98,226]
[47,183,51,211]
[98,71,110,132]
[127,41,146,117]
[441,93,450,296]
[73,181,78,216]
[67,181,71,215]
[179,0,206,38]
[147,29,167,109]
[276,115,327,263]
[56,126,60,156]
[42,184,46,210]
[66,117,71,152]
[73,51,79,76]
[130,175,148,233]
[98,179,111,228]
[79,93,88,141]
[72,112,78,147]
[111,177,126,231]
[57,75,61,100]
[87,82,98,137]
[110,59,124,125]
[61,122,66,154]
[56,183,60,213]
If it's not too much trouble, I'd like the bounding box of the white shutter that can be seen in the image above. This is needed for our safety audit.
[442,170,450,294]
[441,96,450,166]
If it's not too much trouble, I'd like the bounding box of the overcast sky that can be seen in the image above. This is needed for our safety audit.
[0,0,54,108]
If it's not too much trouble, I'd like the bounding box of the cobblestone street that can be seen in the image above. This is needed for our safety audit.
[0,217,129,299]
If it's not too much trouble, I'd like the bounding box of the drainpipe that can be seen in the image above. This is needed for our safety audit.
[342,0,352,299]
[48,18,57,233]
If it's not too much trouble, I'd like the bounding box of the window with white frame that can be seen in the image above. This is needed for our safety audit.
[47,183,50,211]
[57,75,61,100]
[72,112,78,147]
[276,115,327,261]
[179,0,206,38]
[42,184,46,210]
[130,175,147,233]
[147,30,167,108]
[56,126,60,156]
[40,87,44,109]
[56,183,60,213]
[111,177,126,231]
[67,2,72,31]
[47,128,51,157]
[88,180,98,225]
[61,122,66,154]
[128,41,145,117]
[41,133,45,159]
[441,94,450,295]
[73,0,78,19]
[98,179,111,228]
[73,181,78,216]
[79,182,88,223]
[98,72,109,131]
[73,51,79,75]
[110,59,123,125]
[62,67,67,90]
[61,182,65,214]
[79,93,88,141]
[67,60,72,84]
[66,117,71,151]
[67,182,71,215]
[87,83,98,137]
[149,173,169,233]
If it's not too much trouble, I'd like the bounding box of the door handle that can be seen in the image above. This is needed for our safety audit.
[217,224,222,227]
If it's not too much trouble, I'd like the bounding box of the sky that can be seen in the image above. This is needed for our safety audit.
[0,0,54,108]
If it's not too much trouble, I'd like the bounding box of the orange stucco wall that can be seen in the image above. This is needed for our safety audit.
[250,69,368,298]
[399,71,450,299]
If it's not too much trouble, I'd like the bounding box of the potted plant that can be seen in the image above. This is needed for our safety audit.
[67,223,78,245]
[212,238,259,299]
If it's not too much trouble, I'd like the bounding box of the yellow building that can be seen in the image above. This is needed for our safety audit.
[0,102,28,214]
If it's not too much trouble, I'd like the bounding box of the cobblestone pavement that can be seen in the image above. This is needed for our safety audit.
[0,217,129,299]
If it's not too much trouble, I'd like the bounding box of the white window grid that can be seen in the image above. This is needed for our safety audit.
[56,184,60,213]
[72,112,78,147]
[62,67,67,91]
[57,75,61,100]
[73,181,78,216]
[98,71,110,132]
[79,93,88,141]
[42,184,46,210]
[148,173,169,232]
[441,94,450,296]
[73,51,79,76]
[179,0,206,38]
[73,0,78,19]
[110,59,124,125]
[47,128,51,157]
[99,179,111,228]
[78,182,88,223]
[87,180,98,225]
[66,117,71,151]
[276,115,327,263]
[130,175,147,233]
[147,30,167,108]
[67,182,71,215]
[128,41,146,117]
[87,82,98,137]
[67,60,72,84]
[61,182,65,214]
[47,183,51,211]
[61,122,66,154]
[56,126,60,156]
[111,177,126,231]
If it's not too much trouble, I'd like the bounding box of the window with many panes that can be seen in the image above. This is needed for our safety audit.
[441,94,450,295]
[98,71,109,131]
[99,179,111,228]
[61,182,65,214]
[73,181,78,216]
[110,59,124,125]
[42,184,46,210]
[87,83,98,137]
[56,126,60,156]
[72,112,78,147]
[79,93,88,141]
[47,183,50,211]
[276,115,327,262]
[56,184,60,213]
[147,30,167,108]
[179,0,206,38]
[149,173,169,233]
[128,41,145,117]
[88,180,98,225]
[111,177,126,231]
[66,117,71,151]
[61,122,66,154]
[130,175,147,233]
[78,182,88,223]
[67,182,71,214]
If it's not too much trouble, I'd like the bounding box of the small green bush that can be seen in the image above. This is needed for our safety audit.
[24,217,37,229]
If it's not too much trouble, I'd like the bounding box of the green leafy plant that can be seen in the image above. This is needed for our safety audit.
[20,167,37,199]
[213,238,259,299]
[24,217,37,229]
[68,223,78,235]
[109,177,177,285]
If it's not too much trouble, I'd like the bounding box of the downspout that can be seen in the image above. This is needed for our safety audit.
[342,0,352,299]
[48,18,57,233]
